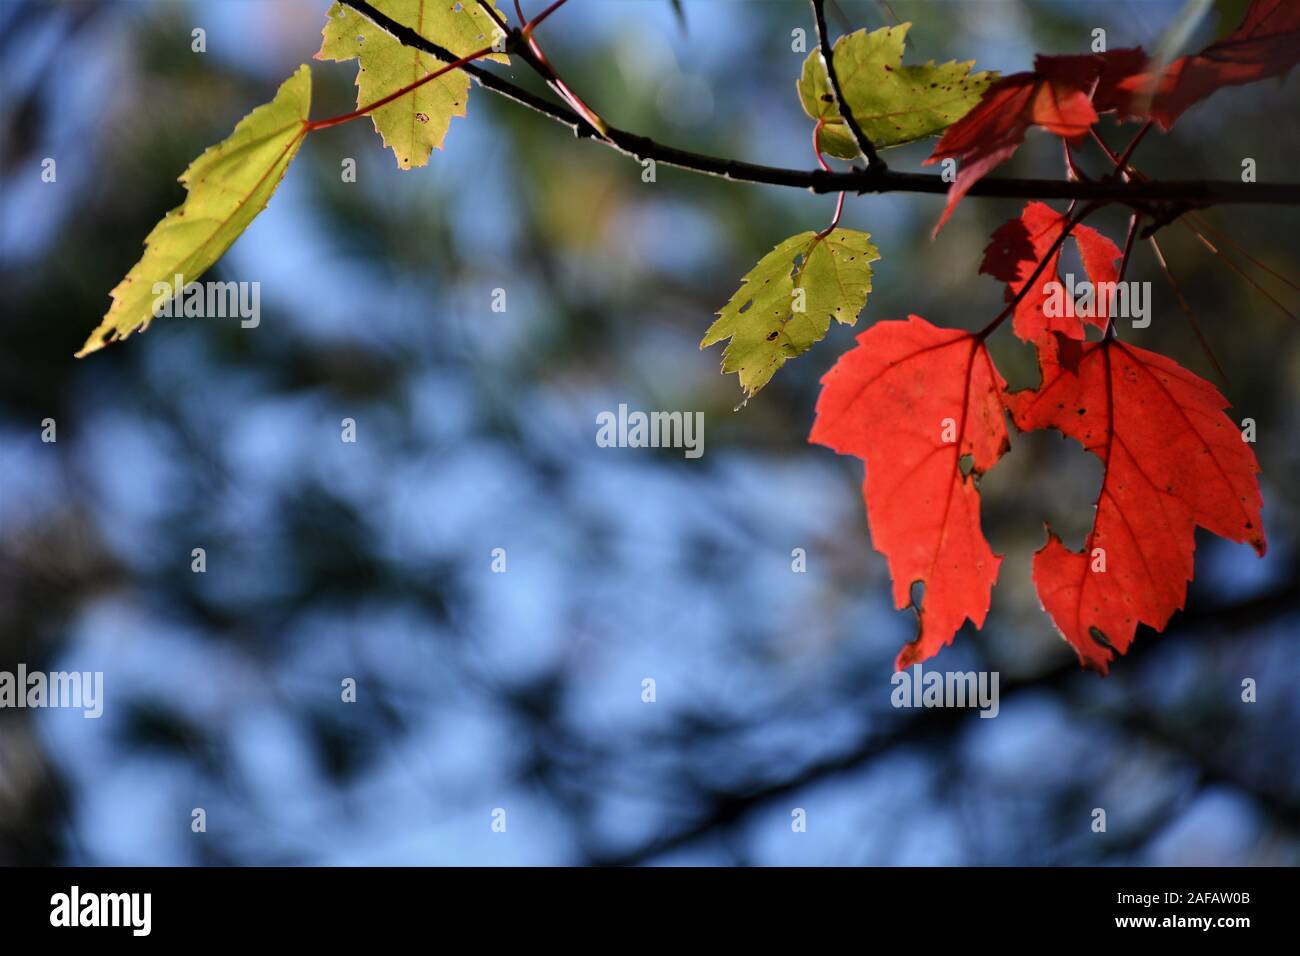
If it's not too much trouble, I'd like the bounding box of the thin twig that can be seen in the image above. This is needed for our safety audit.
[813,119,846,236]
[1063,140,1088,182]
[1104,213,1142,339]
[524,0,569,34]
[1187,229,1298,321]
[513,2,609,138]
[1184,210,1300,292]
[1098,126,1252,380]
[810,0,883,170]
[1116,213,1141,283]
[1148,234,1231,386]
[978,204,1102,339]
[1110,121,1153,178]
[306,44,496,130]
[1092,127,1298,322]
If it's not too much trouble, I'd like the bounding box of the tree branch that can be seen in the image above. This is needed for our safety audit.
[338,0,1300,208]
[585,575,1299,866]
[810,0,883,170]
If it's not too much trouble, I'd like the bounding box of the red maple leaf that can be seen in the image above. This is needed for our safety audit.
[925,74,1097,235]
[1008,336,1266,673]
[1036,48,1150,109]
[1104,0,1300,129]
[809,316,1010,670]
[922,0,1300,230]
[980,201,1122,343]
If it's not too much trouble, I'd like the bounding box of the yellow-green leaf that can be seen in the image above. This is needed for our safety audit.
[78,65,311,357]
[798,24,994,159]
[702,229,879,397]
[316,0,509,170]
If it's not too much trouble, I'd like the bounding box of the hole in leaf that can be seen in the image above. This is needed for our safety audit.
[1089,626,1116,651]
[909,579,926,612]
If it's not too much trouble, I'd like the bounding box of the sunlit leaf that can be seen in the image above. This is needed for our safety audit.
[810,316,1011,670]
[1010,335,1265,673]
[316,0,509,170]
[799,23,993,159]
[78,65,312,357]
[702,229,878,397]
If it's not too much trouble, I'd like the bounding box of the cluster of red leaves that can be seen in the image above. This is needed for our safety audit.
[811,199,1267,674]
[980,202,1119,341]
[924,0,1300,233]
[810,0,1294,673]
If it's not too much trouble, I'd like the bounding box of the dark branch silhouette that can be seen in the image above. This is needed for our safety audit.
[339,0,1300,208]
[810,0,884,169]
[585,576,1299,866]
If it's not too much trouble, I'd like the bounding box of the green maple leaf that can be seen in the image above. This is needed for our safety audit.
[702,229,879,397]
[798,24,993,159]
[78,65,311,357]
[316,0,509,170]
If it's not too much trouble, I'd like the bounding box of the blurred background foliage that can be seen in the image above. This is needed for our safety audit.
[0,0,1297,865]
